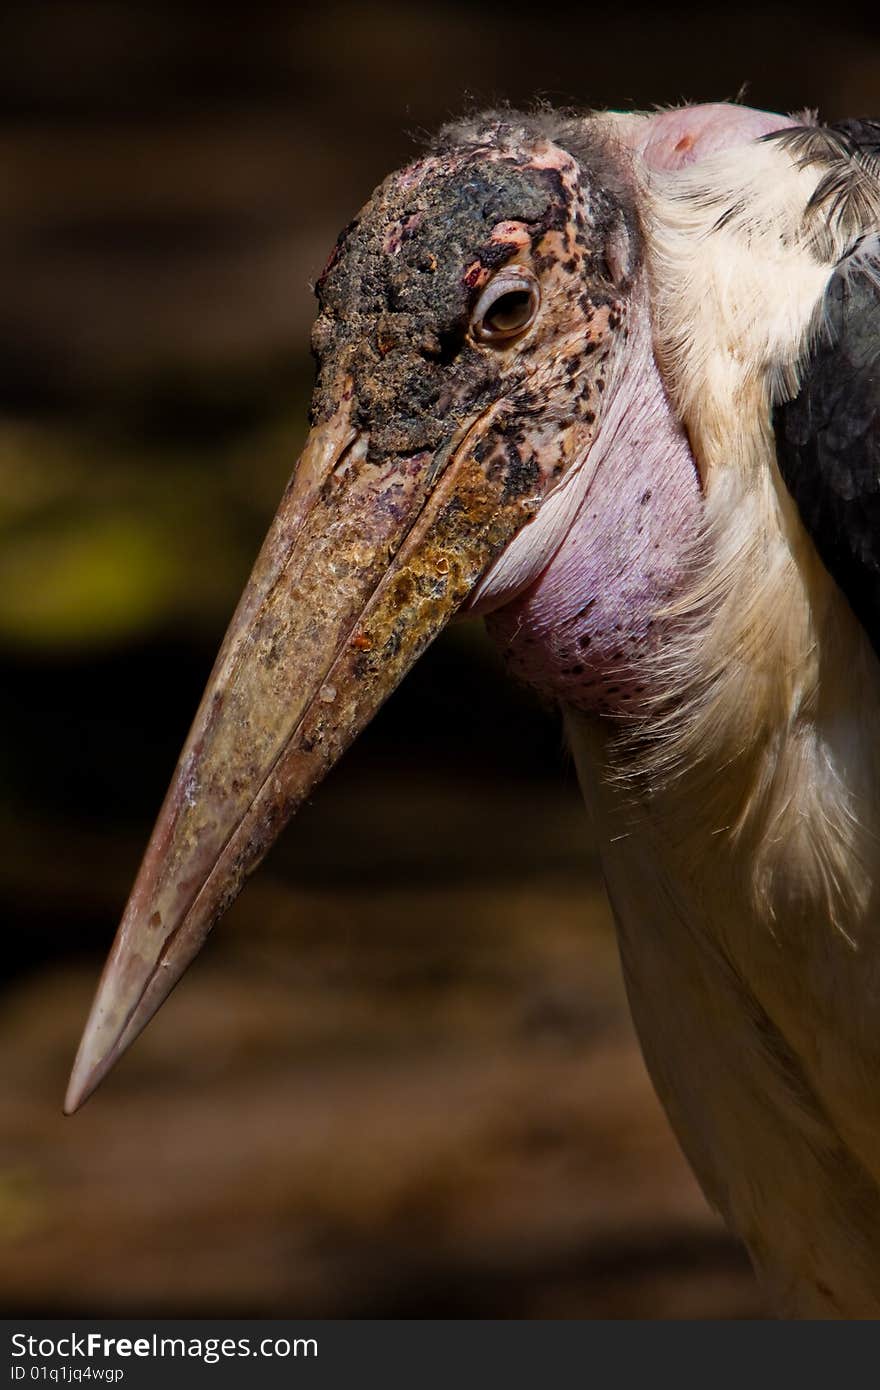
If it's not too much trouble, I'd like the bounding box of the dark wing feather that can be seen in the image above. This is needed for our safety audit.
[773,120,880,655]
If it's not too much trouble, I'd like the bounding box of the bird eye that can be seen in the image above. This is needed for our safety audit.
[471,270,541,345]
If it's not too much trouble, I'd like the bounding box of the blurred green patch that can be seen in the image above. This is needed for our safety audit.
[0,393,309,651]
[0,512,182,646]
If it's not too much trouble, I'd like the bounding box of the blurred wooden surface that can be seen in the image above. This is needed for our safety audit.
[1,775,761,1318]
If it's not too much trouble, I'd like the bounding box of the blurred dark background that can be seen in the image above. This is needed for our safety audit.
[2,0,876,1319]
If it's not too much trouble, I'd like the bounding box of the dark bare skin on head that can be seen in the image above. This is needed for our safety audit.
[311,120,635,460]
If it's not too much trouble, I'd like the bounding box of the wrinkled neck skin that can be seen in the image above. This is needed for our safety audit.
[476,281,701,713]
[472,103,790,718]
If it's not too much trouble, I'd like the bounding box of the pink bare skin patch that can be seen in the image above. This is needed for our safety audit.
[612,102,793,171]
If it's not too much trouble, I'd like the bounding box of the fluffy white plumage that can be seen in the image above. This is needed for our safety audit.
[570,121,880,1316]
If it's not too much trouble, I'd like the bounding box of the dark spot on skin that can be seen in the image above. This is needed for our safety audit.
[597,378,605,392]
[421,327,464,365]
[531,251,557,276]
[501,439,540,501]
[640,488,652,505]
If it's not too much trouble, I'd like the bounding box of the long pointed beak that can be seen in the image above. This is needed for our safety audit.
[65,384,536,1113]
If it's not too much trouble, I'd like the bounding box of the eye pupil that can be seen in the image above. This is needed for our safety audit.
[485,289,532,334]
[471,272,540,345]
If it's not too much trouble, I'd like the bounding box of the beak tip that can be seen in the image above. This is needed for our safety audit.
[63,1072,88,1116]
[63,1045,103,1115]
[63,952,177,1114]
[63,1002,124,1116]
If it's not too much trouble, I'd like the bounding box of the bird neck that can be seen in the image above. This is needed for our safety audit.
[569,710,880,1318]
[564,112,880,1317]
[484,281,704,714]
[620,135,880,943]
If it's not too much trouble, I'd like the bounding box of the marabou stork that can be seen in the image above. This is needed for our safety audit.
[66,102,880,1317]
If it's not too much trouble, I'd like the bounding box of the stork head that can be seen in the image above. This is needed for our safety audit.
[309,118,636,503]
[64,116,647,1112]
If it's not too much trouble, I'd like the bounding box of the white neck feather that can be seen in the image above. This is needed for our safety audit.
[632,131,880,940]
[569,129,880,1315]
